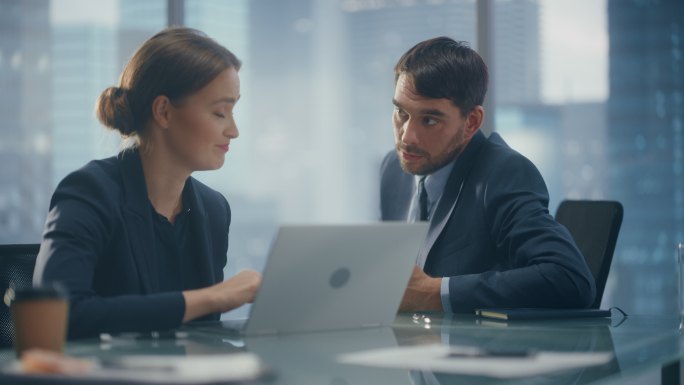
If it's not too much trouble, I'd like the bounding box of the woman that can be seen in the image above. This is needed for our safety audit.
[33,27,261,338]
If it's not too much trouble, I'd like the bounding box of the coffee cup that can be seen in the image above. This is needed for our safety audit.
[4,284,69,357]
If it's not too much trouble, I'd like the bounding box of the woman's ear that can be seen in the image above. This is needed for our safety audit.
[151,95,172,129]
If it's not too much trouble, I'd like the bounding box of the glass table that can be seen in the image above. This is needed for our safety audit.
[0,312,681,384]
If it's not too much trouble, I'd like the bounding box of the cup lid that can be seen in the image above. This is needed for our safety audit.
[3,284,68,307]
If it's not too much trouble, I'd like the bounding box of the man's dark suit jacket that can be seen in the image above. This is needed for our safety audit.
[33,149,229,338]
[380,130,596,311]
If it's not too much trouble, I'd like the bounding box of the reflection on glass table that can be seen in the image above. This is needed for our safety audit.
[394,313,620,385]
[394,313,680,385]
[0,313,681,385]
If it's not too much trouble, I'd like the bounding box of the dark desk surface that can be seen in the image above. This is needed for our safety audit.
[0,313,681,384]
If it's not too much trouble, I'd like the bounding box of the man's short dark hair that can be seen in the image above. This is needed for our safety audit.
[394,37,488,116]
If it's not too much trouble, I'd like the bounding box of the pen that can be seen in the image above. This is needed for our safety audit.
[446,348,535,358]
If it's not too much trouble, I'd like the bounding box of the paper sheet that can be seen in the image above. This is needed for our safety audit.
[338,344,613,379]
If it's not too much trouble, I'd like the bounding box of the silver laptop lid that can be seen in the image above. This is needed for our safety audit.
[245,222,428,335]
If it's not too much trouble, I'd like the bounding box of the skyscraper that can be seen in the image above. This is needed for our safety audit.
[51,25,119,187]
[249,0,356,222]
[0,1,52,243]
[494,0,540,105]
[118,0,166,73]
[608,0,684,314]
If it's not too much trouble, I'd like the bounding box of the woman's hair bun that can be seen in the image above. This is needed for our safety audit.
[96,86,136,136]
[95,27,241,139]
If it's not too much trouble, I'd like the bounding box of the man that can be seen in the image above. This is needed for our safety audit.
[381,37,595,312]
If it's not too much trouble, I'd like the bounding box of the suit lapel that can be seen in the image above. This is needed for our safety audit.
[185,179,216,288]
[394,171,415,221]
[416,130,488,266]
[381,152,415,221]
[119,149,157,293]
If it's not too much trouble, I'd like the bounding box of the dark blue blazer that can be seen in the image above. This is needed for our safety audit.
[33,149,229,338]
[381,131,596,311]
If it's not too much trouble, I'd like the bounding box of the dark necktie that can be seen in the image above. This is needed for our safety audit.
[419,176,429,221]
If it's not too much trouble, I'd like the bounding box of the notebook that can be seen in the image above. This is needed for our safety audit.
[475,308,612,321]
[217,223,429,335]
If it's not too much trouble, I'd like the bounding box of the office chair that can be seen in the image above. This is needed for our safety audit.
[555,200,623,309]
[0,244,40,347]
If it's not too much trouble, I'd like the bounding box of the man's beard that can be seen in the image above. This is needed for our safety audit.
[396,135,465,176]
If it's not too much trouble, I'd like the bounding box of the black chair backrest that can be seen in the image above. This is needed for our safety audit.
[555,200,623,309]
[0,244,40,347]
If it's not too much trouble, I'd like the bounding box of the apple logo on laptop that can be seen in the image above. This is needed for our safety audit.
[329,267,351,289]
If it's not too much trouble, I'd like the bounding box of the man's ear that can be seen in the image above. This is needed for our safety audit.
[151,95,172,129]
[464,105,484,138]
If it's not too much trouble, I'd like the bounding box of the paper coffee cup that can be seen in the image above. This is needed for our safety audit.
[4,284,69,357]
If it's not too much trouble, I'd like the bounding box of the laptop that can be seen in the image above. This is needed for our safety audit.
[213,222,428,336]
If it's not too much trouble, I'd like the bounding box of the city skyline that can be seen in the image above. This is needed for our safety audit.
[607,0,683,315]
[0,1,52,243]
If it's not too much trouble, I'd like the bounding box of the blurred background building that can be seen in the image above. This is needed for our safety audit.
[0,1,52,244]
[607,0,684,314]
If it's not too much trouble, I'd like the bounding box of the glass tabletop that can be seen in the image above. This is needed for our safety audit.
[0,313,681,384]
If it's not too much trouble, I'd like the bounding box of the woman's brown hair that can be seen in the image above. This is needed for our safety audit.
[96,27,241,138]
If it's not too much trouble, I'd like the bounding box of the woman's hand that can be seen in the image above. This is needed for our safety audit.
[182,269,261,323]
[211,269,261,310]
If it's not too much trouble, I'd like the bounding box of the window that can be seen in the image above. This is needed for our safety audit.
[2,0,682,317]
[494,0,684,315]
[0,0,166,243]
